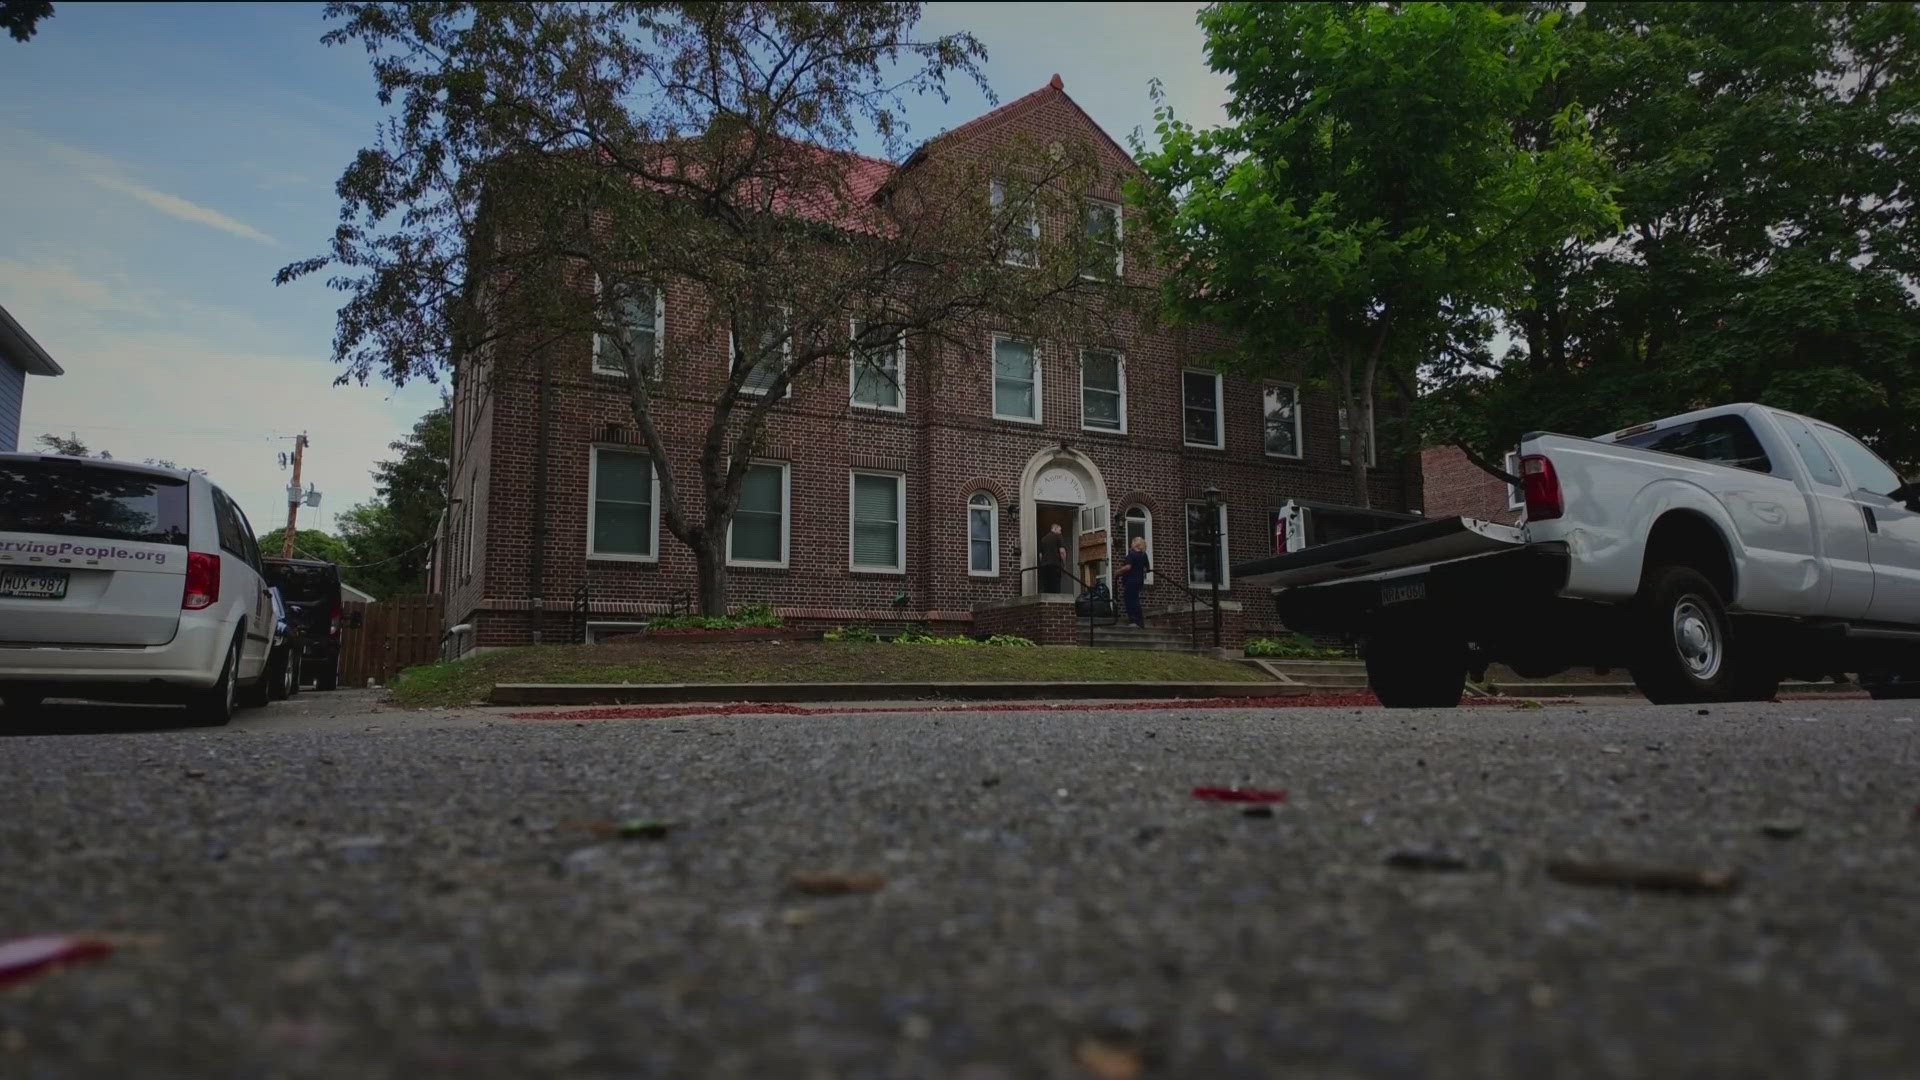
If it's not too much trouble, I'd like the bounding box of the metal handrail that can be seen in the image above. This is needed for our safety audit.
[1134,572,1223,652]
[1014,565,1120,647]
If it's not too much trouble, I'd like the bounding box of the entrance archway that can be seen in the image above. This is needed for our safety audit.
[1017,447,1111,596]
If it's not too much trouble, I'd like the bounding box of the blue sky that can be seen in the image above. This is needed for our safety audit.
[1,2,1228,536]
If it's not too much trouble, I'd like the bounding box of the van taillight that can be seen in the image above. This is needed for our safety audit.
[1521,455,1564,520]
[330,599,342,640]
[183,552,220,610]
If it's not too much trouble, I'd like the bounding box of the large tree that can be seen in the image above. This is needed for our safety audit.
[1132,1,1614,506]
[1425,2,1920,472]
[333,402,450,598]
[282,2,1126,612]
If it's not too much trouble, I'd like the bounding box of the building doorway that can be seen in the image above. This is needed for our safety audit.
[1035,502,1077,593]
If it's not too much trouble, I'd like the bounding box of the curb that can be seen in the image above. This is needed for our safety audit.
[1486,680,1862,699]
[489,681,1305,706]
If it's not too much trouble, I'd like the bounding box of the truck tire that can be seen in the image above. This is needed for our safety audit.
[313,659,339,692]
[1629,565,1750,704]
[185,635,242,727]
[1364,617,1466,708]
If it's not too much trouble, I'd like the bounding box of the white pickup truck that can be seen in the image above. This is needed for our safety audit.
[1235,403,1920,707]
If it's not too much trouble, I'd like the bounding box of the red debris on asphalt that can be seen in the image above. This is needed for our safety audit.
[0,936,114,989]
[1191,786,1289,804]
[510,694,1533,722]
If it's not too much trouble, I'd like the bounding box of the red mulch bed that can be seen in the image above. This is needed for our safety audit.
[509,694,1550,722]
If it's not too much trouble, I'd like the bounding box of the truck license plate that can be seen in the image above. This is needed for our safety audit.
[0,569,69,600]
[1379,578,1427,606]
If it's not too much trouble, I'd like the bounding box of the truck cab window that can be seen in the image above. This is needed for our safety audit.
[1617,415,1772,474]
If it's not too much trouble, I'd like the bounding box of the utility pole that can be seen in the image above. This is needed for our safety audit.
[282,433,309,559]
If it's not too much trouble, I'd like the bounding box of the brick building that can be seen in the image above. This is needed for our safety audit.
[1420,445,1523,526]
[439,79,1421,653]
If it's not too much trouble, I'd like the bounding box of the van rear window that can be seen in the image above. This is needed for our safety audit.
[0,461,189,546]
[265,562,338,603]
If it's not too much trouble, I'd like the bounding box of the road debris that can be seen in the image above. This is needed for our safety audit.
[582,819,677,841]
[1242,806,1275,819]
[1191,786,1288,804]
[1546,859,1741,895]
[1075,1035,1144,1080]
[0,936,114,989]
[1759,819,1805,840]
[1385,849,1471,872]
[790,873,887,897]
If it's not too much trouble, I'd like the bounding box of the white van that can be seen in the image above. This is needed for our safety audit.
[0,453,275,725]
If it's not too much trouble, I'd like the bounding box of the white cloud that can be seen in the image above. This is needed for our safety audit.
[15,320,440,538]
[0,258,158,318]
[43,142,279,246]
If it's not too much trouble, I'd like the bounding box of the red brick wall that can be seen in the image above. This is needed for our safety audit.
[1420,446,1522,525]
[446,87,1422,650]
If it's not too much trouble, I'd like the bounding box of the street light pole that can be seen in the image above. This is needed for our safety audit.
[1203,484,1222,650]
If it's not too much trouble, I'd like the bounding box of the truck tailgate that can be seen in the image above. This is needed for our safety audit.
[1233,516,1527,589]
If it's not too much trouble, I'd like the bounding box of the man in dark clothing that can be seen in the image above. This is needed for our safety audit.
[1120,536,1150,628]
[1039,522,1067,593]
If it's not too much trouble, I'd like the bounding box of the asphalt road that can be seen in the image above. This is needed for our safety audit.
[3,692,1918,1079]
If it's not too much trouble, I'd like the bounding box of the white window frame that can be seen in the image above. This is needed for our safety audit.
[586,445,661,563]
[463,474,476,581]
[990,178,1040,268]
[592,275,667,380]
[847,469,907,574]
[1338,405,1378,467]
[1079,348,1127,435]
[991,333,1043,425]
[585,621,649,644]
[1182,368,1225,450]
[1185,500,1231,589]
[1505,451,1525,510]
[848,318,906,414]
[726,460,791,568]
[1262,383,1303,460]
[967,492,999,577]
[1122,505,1154,585]
[729,305,793,399]
[1081,197,1123,279]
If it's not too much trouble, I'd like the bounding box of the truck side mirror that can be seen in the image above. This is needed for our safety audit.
[1892,483,1920,512]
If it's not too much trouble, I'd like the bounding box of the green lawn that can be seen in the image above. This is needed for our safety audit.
[391,640,1265,708]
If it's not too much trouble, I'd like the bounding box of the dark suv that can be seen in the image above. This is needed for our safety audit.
[261,558,344,691]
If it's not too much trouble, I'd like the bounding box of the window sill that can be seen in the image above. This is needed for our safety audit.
[849,565,907,576]
[967,570,1001,579]
[1183,441,1227,452]
[851,402,907,415]
[1263,451,1304,461]
[587,552,660,564]
[992,414,1044,426]
[727,560,790,571]
[1080,424,1128,438]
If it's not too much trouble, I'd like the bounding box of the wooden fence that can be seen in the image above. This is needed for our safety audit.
[337,594,442,687]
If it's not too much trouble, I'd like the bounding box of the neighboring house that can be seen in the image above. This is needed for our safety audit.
[342,582,379,605]
[442,78,1421,652]
[1420,445,1524,526]
[0,303,63,453]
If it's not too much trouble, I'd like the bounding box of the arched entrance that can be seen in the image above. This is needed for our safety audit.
[1017,447,1111,596]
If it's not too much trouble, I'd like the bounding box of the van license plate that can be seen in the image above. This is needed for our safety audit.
[0,570,69,600]
[1380,578,1427,606]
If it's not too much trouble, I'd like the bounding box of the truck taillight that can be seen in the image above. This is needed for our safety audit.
[182,552,220,610]
[330,599,343,640]
[1521,455,1564,520]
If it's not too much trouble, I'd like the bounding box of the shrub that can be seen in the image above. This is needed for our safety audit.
[647,604,784,632]
[983,634,1037,648]
[1245,634,1345,659]
[824,625,881,643]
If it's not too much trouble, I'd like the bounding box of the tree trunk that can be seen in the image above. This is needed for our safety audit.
[694,537,729,615]
[1336,362,1372,511]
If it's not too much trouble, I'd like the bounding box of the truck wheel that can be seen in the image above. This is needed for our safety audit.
[1629,565,1744,704]
[313,659,339,692]
[1365,618,1466,708]
[186,635,242,727]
